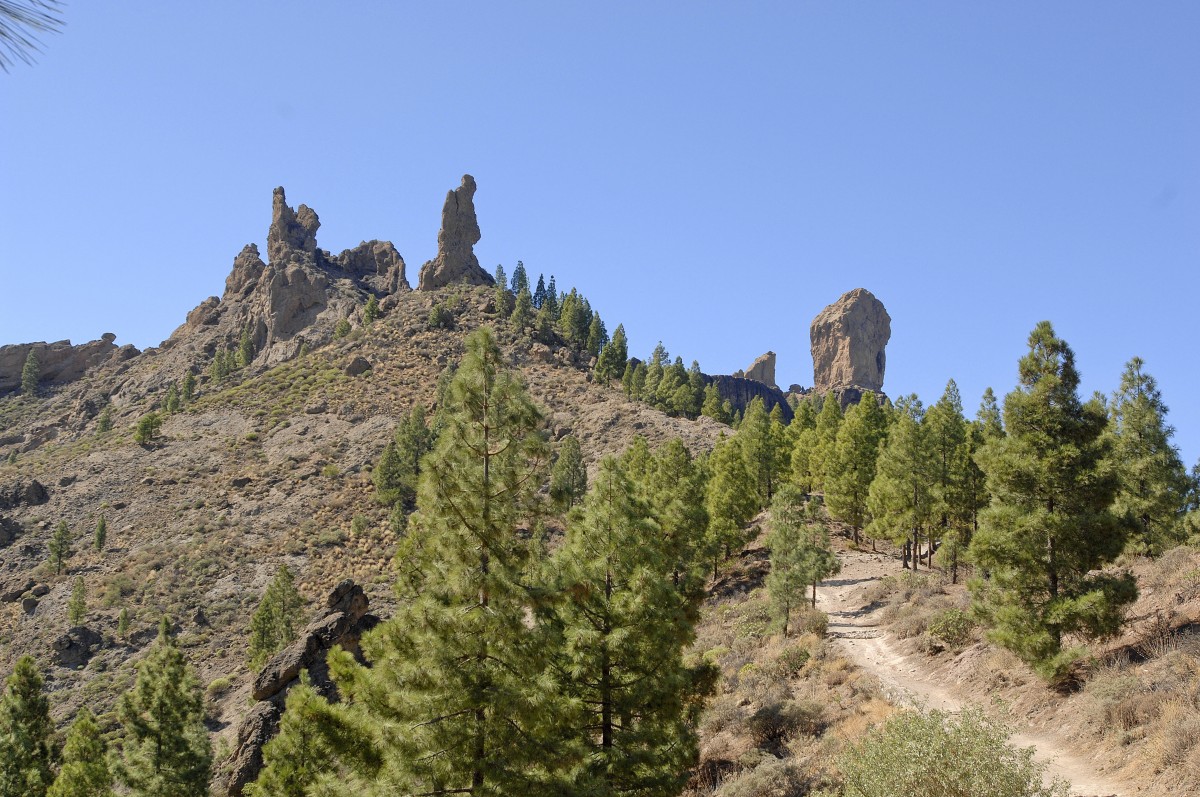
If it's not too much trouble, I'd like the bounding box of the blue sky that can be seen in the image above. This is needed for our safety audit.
[2,3,1198,463]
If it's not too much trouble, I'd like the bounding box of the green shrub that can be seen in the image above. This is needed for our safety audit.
[927,607,974,649]
[838,706,1068,797]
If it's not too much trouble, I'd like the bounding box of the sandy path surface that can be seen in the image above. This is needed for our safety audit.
[815,549,1130,797]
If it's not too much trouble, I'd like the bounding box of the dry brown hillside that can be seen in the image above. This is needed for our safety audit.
[0,284,725,741]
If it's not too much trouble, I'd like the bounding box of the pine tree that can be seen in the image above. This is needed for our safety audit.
[510,260,530,295]
[534,302,555,343]
[705,434,757,578]
[117,608,130,638]
[532,274,547,309]
[114,618,211,797]
[181,371,196,404]
[970,322,1136,678]
[552,457,704,796]
[738,397,780,505]
[700,384,732,425]
[585,313,606,359]
[245,677,369,797]
[95,405,113,434]
[767,486,840,635]
[493,264,511,319]
[20,350,39,396]
[93,516,106,552]
[825,391,887,545]
[549,435,588,511]
[363,294,380,324]
[544,275,559,319]
[808,395,844,493]
[373,405,434,510]
[977,387,1003,438]
[511,282,534,330]
[789,427,818,493]
[866,397,935,570]
[67,577,86,626]
[319,327,555,795]
[47,708,112,797]
[236,326,255,369]
[0,656,54,797]
[133,412,161,446]
[164,383,180,414]
[594,323,628,384]
[334,318,351,339]
[48,521,70,575]
[248,565,303,668]
[1109,357,1190,554]
[925,380,969,566]
[645,439,709,602]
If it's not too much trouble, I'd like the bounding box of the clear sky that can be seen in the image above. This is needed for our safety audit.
[2,3,1198,463]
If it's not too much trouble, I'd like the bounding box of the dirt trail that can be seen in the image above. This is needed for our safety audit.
[815,549,1130,797]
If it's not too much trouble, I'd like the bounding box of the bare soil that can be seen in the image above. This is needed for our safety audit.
[816,548,1133,797]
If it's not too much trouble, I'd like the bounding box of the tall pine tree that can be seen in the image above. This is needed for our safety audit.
[0,656,54,797]
[321,327,557,795]
[970,322,1136,678]
[1108,357,1191,555]
[47,708,112,797]
[767,486,840,634]
[113,618,212,797]
[866,397,935,570]
[825,391,887,545]
[552,457,704,796]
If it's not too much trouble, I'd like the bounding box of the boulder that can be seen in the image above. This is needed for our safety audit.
[743,352,778,389]
[810,288,891,394]
[52,626,104,667]
[345,356,371,377]
[0,479,48,510]
[417,175,494,291]
[0,516,20,548]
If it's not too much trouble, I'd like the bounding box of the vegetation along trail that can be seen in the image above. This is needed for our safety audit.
[815,549,1130,797]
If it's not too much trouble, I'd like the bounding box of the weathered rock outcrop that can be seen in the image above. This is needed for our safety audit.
[0,335,132,395]
[0,479,48,510]
[743,352,778,389]
[336,240,409,295]
[221,579,379,797]
[266,187,320,264]
[417,174,493,291]
[167,188,410,373]
[810,288,891,395]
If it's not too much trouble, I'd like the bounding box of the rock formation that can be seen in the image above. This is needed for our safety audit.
[743,352,778,389]
[220,579,379,797]
[168,187,410,372]
[266,187,320,264]
[0,336,133,396]
[810,288,891,395]
[417,174,494,291]
[704,374,793,423]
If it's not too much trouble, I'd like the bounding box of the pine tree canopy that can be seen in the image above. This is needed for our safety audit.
[114,618,212,797]
[47,708,113,797]
[0,655,54,797]
[970,322,1136,678]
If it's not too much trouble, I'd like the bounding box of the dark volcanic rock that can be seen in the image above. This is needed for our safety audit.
[0,479,48,510]
[417,174,494,291]
[267,187,320,265]
[52,626,104,667]
[223,579,376,796]
[705,375,793,423]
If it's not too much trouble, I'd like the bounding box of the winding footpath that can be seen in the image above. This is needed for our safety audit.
[815,549,1131,797]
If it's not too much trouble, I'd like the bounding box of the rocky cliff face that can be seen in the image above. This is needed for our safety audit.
[705,374,793,422]
[810,288,890,395]
[417,174,493,291]
[0,336,136,396]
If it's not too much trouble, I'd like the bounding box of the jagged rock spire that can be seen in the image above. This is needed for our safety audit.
[417,174,494,291]
[266,187,320,264]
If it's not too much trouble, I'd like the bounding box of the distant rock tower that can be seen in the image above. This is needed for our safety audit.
[810,288,891,400]
[417,174,494,291]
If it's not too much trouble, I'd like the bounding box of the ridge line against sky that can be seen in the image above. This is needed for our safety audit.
[1,2,1197,463]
